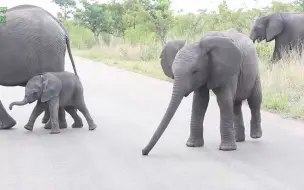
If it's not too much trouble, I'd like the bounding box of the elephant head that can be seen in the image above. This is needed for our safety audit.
[160,40,186,79]
[9,73,62,110]
[249,13,284,43]
[142,36,242,155]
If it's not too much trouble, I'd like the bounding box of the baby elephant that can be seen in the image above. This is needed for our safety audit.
[9,71,97,134]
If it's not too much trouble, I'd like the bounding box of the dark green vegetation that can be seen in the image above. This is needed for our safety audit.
[52,0,304,119]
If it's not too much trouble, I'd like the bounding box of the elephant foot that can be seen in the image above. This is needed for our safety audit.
[235,127,245,142]
[44,123,51,129]
[0,118,16,129]
[219,141,237,151]
[72,122,83,128]
[42,117,49,124]
[89,124,97,131]
[50,127,60,134]
[24,124,33,131]
[250,128,262,139]
[59,123,68,129]
[186,136,204,147]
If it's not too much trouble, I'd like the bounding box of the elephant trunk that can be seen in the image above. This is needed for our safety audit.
[249,31,256,43]
[9,98,29,110]
[142,79,183,155]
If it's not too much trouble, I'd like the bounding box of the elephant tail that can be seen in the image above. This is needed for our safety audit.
[66,35,79,78]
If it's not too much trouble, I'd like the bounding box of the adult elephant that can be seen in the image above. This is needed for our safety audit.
[0,4,79,129]
[249,12,304,62]
[142,28,263,155]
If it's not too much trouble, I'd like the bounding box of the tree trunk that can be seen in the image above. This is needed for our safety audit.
[94,33,100,44]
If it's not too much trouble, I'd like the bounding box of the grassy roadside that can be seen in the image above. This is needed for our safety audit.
[73,48,172,82]
[73,47,304,120]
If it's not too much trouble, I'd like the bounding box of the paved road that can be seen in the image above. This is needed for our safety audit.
[1,56,304,190]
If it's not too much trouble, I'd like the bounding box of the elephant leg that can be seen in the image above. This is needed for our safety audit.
[186,87,209,147]
[0,100,16,129]
[65,106,83,128]
[76,101,97,131]
[47,98,60,134]
[271,44,281,63]
[214,87,237,151]
[44,108,67,129]
[41,108,50,124]
[58,107,67,129]
[247,78,262,139]
[24,102,46,131]
[233,101,245,142]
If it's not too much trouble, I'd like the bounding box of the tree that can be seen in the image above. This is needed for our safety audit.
[147,0,175,46]
[271,1,297,12]
[108,0,127,37]
[56,12,64,22]
[74,0,113,43]
[293,0,304,11]
[52,0,76,20]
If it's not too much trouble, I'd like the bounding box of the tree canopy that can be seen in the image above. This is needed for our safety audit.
[52,0,304,45]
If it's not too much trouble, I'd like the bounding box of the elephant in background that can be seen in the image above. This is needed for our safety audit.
[250,12,304,62]
[0,4,79,129]
[142,28,263,155]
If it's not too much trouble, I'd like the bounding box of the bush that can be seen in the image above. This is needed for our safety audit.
[62,20,96,49]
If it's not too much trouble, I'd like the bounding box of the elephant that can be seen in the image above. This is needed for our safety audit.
[142,28,263,155]
[249,12,304,62]
[9,71,97,134]
[0,4,79,129]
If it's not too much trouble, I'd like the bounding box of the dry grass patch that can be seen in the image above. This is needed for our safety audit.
[260,49,304,119]
[73,45,170,81]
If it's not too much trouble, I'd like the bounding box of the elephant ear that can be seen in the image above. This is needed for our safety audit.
[40,73,62,103]
[160,40,186,79]
[199,36,242,89]
[266,13,283,42]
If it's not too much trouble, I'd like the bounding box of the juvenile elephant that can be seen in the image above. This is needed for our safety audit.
[142,29,262,155]
[9,72,97,134]
[250,12,304,62]
[0,4,79,129]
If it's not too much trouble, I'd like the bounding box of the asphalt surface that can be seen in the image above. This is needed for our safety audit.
[1,56,304,190]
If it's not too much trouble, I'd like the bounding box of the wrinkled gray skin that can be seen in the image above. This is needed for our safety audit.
[0,4,79,129]
[250,12,304,62]
[9,72,97,134]
[142,28,263,155]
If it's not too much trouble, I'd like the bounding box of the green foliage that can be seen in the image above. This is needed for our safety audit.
[74,0,113,42]
[52,0,304,48]
[62,20,95,49]
[147,0,175,45]
[52,0,76,20]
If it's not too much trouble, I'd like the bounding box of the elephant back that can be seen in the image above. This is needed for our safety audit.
[0,5,67,86]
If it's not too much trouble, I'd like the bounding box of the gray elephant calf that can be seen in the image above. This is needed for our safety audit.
[142,28,262,155]
[9,72,97,134]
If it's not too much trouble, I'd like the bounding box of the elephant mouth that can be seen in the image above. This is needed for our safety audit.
[256,37,265,42]
[252,36,265,43]
[184,91,191,97]
[28,99,35,103]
